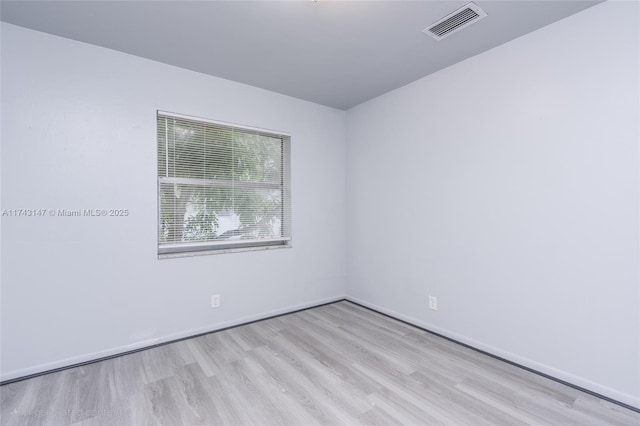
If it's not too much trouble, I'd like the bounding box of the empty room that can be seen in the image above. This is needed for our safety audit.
[1,0,639,424]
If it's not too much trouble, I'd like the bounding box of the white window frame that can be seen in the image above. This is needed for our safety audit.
[157,111,292,258]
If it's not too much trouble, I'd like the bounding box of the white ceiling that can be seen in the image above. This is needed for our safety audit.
[0,0,601,110]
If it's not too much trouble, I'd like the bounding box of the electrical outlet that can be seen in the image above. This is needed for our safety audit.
[428,295,438,311]
[211,294,220,308]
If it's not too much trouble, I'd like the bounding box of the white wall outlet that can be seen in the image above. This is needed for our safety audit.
[428,295,438,311]
[211,294,220,308]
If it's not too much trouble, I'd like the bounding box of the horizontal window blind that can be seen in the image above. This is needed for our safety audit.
[157,111,291,255]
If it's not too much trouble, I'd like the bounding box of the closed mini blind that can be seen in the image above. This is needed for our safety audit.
[157,111,291,255]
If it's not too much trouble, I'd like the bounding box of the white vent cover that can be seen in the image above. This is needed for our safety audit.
[423,2,487,41]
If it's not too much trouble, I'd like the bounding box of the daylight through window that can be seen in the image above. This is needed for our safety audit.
[157,111,291,256]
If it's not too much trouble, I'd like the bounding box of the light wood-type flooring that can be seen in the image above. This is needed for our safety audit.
[1,301,639,425]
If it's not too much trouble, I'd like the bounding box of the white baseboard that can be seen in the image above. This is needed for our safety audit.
[346,295,640,410]
[0,295,345,383]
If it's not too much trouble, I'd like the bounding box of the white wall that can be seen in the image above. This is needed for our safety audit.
[346,1,639,408]
[0,23,347,380]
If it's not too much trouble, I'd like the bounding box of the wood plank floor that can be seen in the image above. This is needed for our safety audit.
[1,301,639,425]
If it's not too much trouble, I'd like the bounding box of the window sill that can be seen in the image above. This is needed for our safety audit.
[158,243,291,259]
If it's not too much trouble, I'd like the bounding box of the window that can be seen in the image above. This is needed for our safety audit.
[157,111,291,256]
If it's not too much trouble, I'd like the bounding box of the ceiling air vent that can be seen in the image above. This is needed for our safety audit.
[423,2,487,41]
